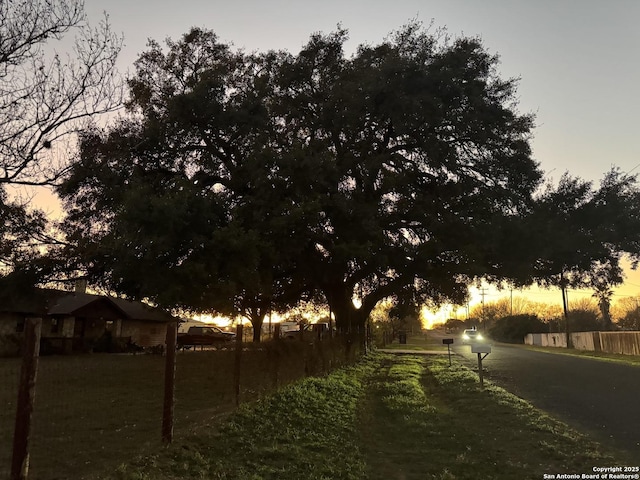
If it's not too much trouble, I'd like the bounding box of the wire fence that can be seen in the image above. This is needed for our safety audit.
[1,321,362,480]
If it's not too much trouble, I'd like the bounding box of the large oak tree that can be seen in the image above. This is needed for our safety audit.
[271,26,541,333]
[58,24,543,337]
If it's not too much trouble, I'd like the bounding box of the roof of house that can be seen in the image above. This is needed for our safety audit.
[0,288,175,323]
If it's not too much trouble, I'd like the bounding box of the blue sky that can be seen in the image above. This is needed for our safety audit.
[79,0,640,311]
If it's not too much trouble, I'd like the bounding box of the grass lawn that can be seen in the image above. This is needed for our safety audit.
[103,352,632,480]
[521,343,640,366]
[1,340,346,480]
[359,355,631,479]
[379,331,448,351]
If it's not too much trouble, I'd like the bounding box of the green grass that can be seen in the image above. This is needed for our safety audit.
[109,359,376,480]
[1,340,351,480]
[98,353,632,480]
[358,355,629,479]
[521,343,640,366]
[379,331,448,351]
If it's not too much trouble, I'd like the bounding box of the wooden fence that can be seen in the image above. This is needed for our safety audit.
[525,330,640,355]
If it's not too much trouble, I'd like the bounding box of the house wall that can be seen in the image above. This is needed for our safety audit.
[41,316,73,338]
[0,312,21,335]
[62,317,75,337]
[121,321,167,348]
[0,312,24,356]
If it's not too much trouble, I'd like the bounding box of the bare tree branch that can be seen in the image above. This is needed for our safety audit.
[0,0,124,187]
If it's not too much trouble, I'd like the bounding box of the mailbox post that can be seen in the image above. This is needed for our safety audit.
[442,338,454,366]
[471,344,491,389]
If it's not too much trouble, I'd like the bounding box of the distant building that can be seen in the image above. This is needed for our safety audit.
[0,287,176,356]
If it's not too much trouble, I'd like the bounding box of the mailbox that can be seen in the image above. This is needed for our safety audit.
[471,344,491,354]
[442,338,454,366]
[471,343,491,389]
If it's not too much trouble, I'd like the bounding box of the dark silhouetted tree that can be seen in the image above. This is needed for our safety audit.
[0,0,122,279]
[523,169,640,344]
[489,314,547,343]
[58,24,542,340]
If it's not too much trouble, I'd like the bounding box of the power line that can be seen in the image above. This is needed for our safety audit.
[626,162,640,175]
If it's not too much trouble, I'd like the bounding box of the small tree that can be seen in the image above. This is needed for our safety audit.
[568,308,602,332]
[618,307,640,331]
[388,301,422,335]
[489,314,547,343]
[524,170,640,345]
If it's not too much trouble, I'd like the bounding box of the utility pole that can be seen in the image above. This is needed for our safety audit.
[510,288,513,316]
[560,271,571,348]
[480,288,487,329]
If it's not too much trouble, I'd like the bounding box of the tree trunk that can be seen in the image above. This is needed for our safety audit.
[331,298,368,334]
[598,299,613,331]
[250,316,264,342]
[323,286,372,354]
[245,301,270,342]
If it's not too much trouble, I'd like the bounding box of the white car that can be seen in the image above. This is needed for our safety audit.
[461,329,484,345]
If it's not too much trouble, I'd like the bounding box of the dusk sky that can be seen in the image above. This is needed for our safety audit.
[77,0,640,317]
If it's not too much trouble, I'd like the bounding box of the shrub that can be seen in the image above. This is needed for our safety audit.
[489,314,547,343]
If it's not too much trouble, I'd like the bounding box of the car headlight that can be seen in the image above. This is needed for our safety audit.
[462,334,469,340]
[476,334,483,340]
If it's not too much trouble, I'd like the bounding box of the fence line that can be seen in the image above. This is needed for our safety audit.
[525,330,640,356]
[1,323,361,479]
[10,318,42,480]
[161,322,177,445]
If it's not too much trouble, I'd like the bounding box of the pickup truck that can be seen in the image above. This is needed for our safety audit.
[282,322,330,340]
[177,325,236,349]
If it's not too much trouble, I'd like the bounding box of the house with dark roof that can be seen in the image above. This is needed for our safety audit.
[0,287,176,356]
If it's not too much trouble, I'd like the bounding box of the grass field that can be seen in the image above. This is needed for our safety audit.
[3,333,635,479]
[102,351,632,480]
[522,343,640,366]
[1,339,352,479]
[379,331,449,351]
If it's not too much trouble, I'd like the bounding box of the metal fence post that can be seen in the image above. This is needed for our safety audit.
[234,324,243,406]
[11,317,42,480]
[162,322,177,445]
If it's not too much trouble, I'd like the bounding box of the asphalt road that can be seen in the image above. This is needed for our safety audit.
[449,340,640,457]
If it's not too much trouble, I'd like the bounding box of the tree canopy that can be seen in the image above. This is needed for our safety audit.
[517,169,640,341]
[58,23,545,336]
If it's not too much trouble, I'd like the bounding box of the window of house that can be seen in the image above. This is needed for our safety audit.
[16,318,25,333]
[51,318,60,334]
[105,320,114,332]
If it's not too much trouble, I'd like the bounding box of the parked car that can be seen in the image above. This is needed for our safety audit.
[461,328,484,345]
[282,322,331,340]
[177,325,236,349]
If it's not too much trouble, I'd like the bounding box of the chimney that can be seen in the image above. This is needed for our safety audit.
[75,278,88,294]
